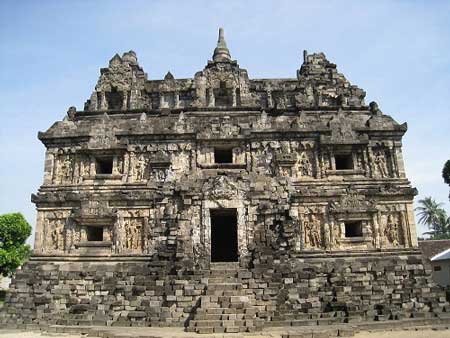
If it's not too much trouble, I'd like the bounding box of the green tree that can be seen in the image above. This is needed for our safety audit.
[416,197,450,239]
[431,210,450,239]
[443,160,450,190]
[443,160,450,185]
[0,213,32,277]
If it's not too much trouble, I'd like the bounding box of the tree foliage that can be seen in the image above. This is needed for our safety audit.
[443,160,450,186]
[416,197,450,240]
[416,197,443,226]
[0,213,32,277]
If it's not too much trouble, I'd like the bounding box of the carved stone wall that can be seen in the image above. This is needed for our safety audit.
[4,29,441,331]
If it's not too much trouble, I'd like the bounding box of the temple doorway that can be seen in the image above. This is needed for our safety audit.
[210,208,238,262]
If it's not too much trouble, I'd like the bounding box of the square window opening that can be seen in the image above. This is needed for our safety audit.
[434,266,442,272]
[214,147,233,164]
[335,154,353,170]
[344,221,363,237]
[96,157,113,174]
[86,226,103,241]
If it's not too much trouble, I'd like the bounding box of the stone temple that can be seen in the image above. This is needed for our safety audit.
[2,29,449,334]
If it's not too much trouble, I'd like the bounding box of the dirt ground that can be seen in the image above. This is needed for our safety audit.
[0,332,80,338]
[0,329,449,338]
[354,330,450,338]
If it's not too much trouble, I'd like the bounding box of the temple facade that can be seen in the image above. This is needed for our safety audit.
[3,29,447,333]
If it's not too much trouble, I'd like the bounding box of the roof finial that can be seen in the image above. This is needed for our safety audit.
[218,27,225,43]
[213,27,231,62]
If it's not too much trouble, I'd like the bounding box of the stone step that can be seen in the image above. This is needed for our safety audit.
[208,272,240,279]
[209,262,240,270]
[190,318,254,328]
[205,283,243,292]
[194,326,249,334]
[196,307,251,315]
[207,278,239,284]
[200,295,253,303]
[204,290,254,297]
[198,303,253,310]
[193,313,257,321]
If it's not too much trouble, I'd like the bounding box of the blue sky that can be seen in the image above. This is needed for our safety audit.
[0,0,449,241]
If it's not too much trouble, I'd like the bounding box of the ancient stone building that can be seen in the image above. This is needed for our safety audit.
[2,29,448,333]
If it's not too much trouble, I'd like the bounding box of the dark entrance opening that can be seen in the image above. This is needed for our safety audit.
[210,209,238,262]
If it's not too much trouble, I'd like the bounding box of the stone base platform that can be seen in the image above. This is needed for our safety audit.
[1,250,449,334]
[3,318,450,338]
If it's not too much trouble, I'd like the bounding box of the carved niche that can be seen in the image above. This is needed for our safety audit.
[126,151,149,182]
[299,206,327,250]
[125,144,192,183]
[124,218,144,251]
[42,210,71,253]
[294,141,316,179]
[149,151,172,183]
[378,206,409,248]
[371,144,392,178]
[115,209,150,254]
[270,140,317,179]
[53,148,90,185]
[251,141,275,175]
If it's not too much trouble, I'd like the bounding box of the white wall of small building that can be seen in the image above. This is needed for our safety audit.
[431,260,450,287]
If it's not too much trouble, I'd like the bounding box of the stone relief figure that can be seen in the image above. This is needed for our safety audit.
[127,152,136,181]
[56,156,73,184]
[373,149,389,178]
[279,165,291,177]
[323,222,331,249]
[320,152,331,175]
[384,214,400,246]
[372,213,381,248]
[114,218,125,253]
[116,156,123,175]
[276,94,287,109]
[337,221,344,237]
[50,219,65,251]
[80,158,91,177]
[355,151,365,171]
[66,222,80,252]
[297,152,313,177]
[304,214,322,249]
[135,154,147,181]
[150,167,169,182]
[255,110,269,130]
[125,218,143,250]
[266,90,274,108]
[193,242,202,264]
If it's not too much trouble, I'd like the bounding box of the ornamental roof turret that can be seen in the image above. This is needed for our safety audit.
[80,28,371,112]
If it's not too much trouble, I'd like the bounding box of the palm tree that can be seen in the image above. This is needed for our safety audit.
[433,210,450,239]
[416,197,450,239]
[416,197,443,226]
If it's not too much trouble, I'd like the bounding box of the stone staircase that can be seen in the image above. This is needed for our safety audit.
[186,262,259,334]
